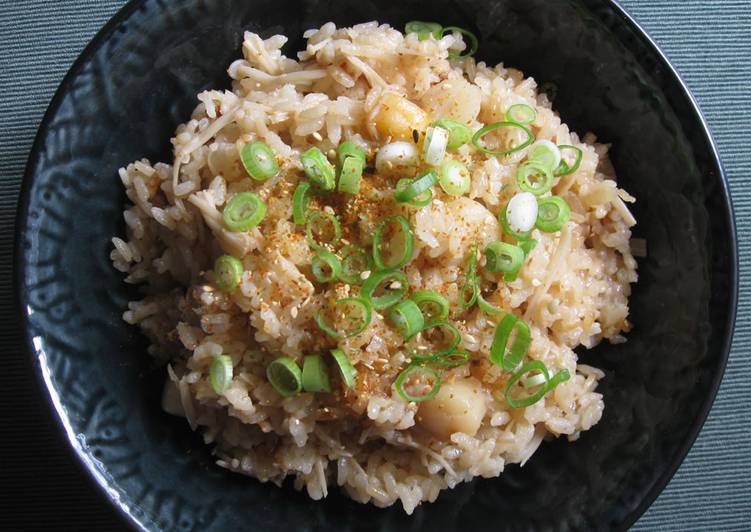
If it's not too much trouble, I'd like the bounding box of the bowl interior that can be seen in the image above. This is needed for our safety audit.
[18,0,734,530]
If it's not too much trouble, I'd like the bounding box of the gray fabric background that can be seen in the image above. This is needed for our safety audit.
[0,1,748,530]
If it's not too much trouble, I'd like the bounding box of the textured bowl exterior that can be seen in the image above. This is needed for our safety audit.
[16,1,736,530]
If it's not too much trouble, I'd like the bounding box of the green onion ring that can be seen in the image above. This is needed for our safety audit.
[240,141,279,181]
[410,290,450,324]
[222,192,267,231]
[438,160,471,196]
[311,250,342,283]
[292,181,313,225]
[373,215,414,270]
[301,355,332,393]
[394,171,437,204]
[405,21,443,40]
[536,196,570,233]
[547,368,572,390]
[394,364,441,402]
[360,269,408,309]
[315,297,372,338]
[338,141,366,166]
[516,160,554,196]
[484,241,524,275]
[471,121,534,157]
[442,26,479,58]
[554,145,583,176]
[408,321,462,357]
[209,354,233,394]
[338,155,364,194]
[434,118,472,150]
[490,313,531,371]
[305,210,342,250]
[461,244,479,309]
[504,360,550,408]
[505,103,537,125]
[477,292,503,315]
[266,357,303,397]
[388,299,425,339]
[214,255,244,293]
[330,348,358,388]
[301,146,336,190]
[338,244,373,285]
[395,178,433,207]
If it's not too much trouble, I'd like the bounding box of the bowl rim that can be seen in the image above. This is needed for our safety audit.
[13,1,738,530]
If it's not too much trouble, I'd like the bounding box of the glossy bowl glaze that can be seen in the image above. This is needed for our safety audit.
[16,0,736,530]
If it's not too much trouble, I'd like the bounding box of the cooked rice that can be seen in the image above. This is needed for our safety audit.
[111,21,637,514]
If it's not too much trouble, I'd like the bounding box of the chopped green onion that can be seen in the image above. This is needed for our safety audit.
[223,192,267,231]
[434,118,472,150]
[410,290,450,324]
[499,201,533,240]
[522,371,548,389]
[266,356,302,397]
[536,196,570,232]
[311,250,342,283]
[209,354,233,394]
[338,141,366,166]
[395,178,433,207]
[477,293,503,315]
[471,121,534,157]
[408,321,461,357]
[490,313,531,371]
[305,210,341,250]
[554,145,583,176]
[442,26,479,58]
[394,172,437,205]
[547,368,572,390]
[484,241,524,276]
[301,147,336,190]
[388,299,425,339]
[373,215,414,270]
[504,360,550,408]
[517,161,554,195]
[315,297,372,338]
[505,104,536,125]
[301,355,332,393]
[360,269,408,309]
[214,255,243,293]
[438,160,471,196]
[405,21,443,40]
[338,155,364,194]
[423,126,449,166]
[394,364,441,402]
[292,181,313,225]
[414,350,470,368]
[338,244,373,285]
[461,244,479,309]
[518,238,538,257]
[527,140,561,172]
[330,348,358,388]
[240,141,279,181]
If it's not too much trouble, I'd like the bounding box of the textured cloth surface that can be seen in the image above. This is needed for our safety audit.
[0,1,747,530]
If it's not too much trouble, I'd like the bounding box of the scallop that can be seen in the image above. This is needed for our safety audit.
[417,377,487,439]
[419,74,481,124]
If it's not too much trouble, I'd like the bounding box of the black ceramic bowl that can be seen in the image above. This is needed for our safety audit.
[16,0,736,530]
